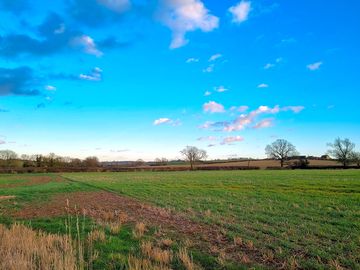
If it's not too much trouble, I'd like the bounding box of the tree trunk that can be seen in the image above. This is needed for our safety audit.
[280,159,284,168]
[190,161,194,170]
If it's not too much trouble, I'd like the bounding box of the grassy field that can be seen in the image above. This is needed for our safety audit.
[0,170,359,269]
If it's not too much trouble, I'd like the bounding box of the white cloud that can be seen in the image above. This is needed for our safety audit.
[209,53,222,62]
[159,0,219,49]
[72,35,103,57]
[153,118,172,125]
[282,106,305,113]
[257,83,269,88]
[153,118,181,126]
[253,118,274,129]
[97,0,131,13]
[307,61,323,71]
[45,85,56,91]
[221,136,244,145]
[229,0,251,24]
[237,105,249,112]
[264,63,275,69]
[0,140,5,144]
[197,136,217,141]
[204,91,211,96]
[203,64,214,73]
[79,67,103,81]
[186,57,199,63]
[215,86,228,92]
[203,101,225,113]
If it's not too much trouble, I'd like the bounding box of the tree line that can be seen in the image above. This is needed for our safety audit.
[0,137,359,170]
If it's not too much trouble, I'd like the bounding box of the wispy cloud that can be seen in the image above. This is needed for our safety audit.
[307,61,323,71]
[257,83,269,88]
[79,67,103,81]
[45,85,56,91]
[253,118,274,129]
[215,86,228,93]
[282,106,305,113]
[159,0,219,49]
[204,91,211,96]
[153,118,172,125]
[200,105,304,132]
[186,57,199,63]
[197,136,217,141]
[229,0,252,23]
[209,53,222,62]
[153,118,181,126]
[72,35,103,57]
[203,101,225,113]
[203,64,215,73]
[221,136,244,145]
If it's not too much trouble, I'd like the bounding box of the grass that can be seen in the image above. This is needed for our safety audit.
[64,170,360,269]
[0,170,359,269]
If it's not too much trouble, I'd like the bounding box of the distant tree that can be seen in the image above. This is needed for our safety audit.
[180,146,207,170]
[135,159,145,166]
[265,139,298,167]
[35,155,44,167]
[350,151,360,167]
[327,138,355,167]
[155,157,168,166]
[84,156,100,167]
[0,150,18,160]
[70,158,82,167]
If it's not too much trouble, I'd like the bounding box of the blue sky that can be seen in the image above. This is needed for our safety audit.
[0,0,359,161]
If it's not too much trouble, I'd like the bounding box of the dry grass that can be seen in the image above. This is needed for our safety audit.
[0,195,16,200]
[233,236,243,246]
[0,223,78,270]
[160,238,173,248]
[108,222,122,235]
[141,241,172,265]
[127,255,171,270]
[133,222,146,239]
[178,247,197,270]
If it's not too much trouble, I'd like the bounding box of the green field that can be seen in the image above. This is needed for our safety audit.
[1,170,359,269]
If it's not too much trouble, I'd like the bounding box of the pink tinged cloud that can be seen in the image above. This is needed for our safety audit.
[153,118,172,125]
[253,118,274,129]
[229,0,251,23]
[159,0,219,49]
[72,35,103,57]
[203,101,225,113]
[221,136,244,145]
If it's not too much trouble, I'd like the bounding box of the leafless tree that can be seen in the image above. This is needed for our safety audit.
[350,151,360,167]
[327,138,355,167]
[265,139,298,167]
[180,146,207,170]
[0,150,18,160]
[84,156,100,167]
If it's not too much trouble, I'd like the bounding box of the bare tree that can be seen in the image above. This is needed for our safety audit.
[84,156,100,167]
[265,139,298,167]
[327,138,355,167]
[0,150,18,160]
[180,146,207,170]
[350,151,360,167]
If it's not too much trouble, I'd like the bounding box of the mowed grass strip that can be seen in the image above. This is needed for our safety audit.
[65,170,360,269]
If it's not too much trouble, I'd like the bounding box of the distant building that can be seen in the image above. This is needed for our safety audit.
[321,155,331,160]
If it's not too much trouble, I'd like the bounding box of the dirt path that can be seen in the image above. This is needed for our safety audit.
[13,190,277,268]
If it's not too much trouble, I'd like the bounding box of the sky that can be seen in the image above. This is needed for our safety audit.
[0,0,359,161]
